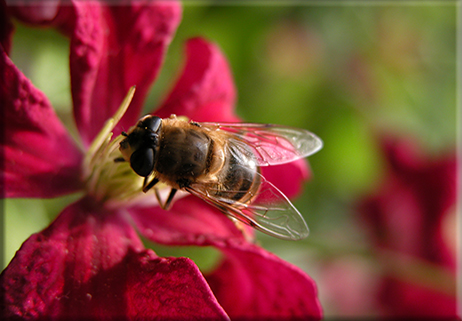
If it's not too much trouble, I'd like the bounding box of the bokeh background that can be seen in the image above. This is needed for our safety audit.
[4,2,459,318]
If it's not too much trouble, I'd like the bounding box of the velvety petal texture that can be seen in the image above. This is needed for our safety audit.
[206,240,323,320]
[124,252,228,320]
[1,198,228,320]
[1,197,143,319]
[129,197,245,246]
[156,37,238,122]
[68,1,182,146]
[1,47,83,198]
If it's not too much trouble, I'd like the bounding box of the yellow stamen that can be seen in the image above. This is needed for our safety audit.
[82,86,168,208]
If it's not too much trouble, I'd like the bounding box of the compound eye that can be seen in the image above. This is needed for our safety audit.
[139,116,162,133]
[130,147,155,177]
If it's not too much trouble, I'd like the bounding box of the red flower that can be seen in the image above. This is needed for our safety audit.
[1,1,322,320]
[358,137,457,318]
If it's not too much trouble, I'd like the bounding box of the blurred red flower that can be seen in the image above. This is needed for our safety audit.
[358,137,457,318]
[0,1,322,320]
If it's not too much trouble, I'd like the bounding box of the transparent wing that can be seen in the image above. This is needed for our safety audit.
[185,168,309,241]
[199,122,323,166]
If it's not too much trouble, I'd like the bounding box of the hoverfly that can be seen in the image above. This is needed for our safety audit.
[117,114,322,240]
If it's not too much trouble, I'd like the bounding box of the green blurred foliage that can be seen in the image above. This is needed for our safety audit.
[4,2,457,317]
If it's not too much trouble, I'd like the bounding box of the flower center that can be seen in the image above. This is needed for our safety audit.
[81,87,165,208]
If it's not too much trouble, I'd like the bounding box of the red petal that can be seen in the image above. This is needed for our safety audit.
[0,197,144,319]
[1,47,83,198]
[155,37,239,122]
[129,196,245,246]
[125,251,228,320]
[1,196,228,320]
[359,137,457,268]
[9,2,76,36]
[378,276,457,317]
[206,240,323,320]
[130,200,322,319]
[357,136,457,316]
[9,2,60,25]
[69,1,182,146]
[261,158,311,200]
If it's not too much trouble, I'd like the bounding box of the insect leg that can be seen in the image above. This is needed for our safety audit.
[154,187,177,210]
[143,177,159,193]
[163,188,177,210]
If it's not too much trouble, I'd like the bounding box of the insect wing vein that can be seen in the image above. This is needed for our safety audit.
[200,122,322,166]
[186,170,309,241]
